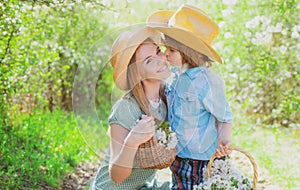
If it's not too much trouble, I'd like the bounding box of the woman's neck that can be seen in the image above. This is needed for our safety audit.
[142,80,161,102]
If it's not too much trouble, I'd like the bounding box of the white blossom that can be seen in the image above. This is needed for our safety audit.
[221,9,233,17]
[251,31,272,45]
[222,0,238,6]
[218,21,226,28]
[244,31,252,38]
[274,23,283,33]
[292,25,300,32]
[194,158,252,190]
[224,32,233,39]
[234,57,241,63]
[291,31,299,38]
[138,115,178,149]
[166,132,178,149]
[245,16,260,29]
[281,29,288,35]
[279,45,287,54]
[214,42,224,50]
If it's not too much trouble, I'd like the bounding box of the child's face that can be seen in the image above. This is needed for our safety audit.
[164,47,182,67]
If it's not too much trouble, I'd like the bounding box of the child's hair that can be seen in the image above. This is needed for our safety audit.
[164,35,213,68]
[127,38,167,122]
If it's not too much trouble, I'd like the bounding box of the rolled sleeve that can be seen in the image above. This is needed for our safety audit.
[202,69,234,124]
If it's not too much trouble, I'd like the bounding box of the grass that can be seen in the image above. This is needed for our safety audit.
[1,106,299,189]
[232,113,300,189]
[0,109,109,189]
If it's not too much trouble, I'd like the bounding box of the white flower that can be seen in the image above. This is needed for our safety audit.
[291,31,299,39]
[274,23,283,33]
[193,158,252,190]
[292,25,300,32]
[166,132,178,149]
[222,0,238,6]
[245,16,260,29]
[155,128,166,141]
[281,29,288,35]
[224,32,233,39]
[138,115,178,149]
[234,57,241,63]
[218,21,226,28]
[260,16,271,25]
[279,45,287,54]
[221,9,233,17]
[214,42,224,49]
[251,31,272,45]
[244,31,252,38]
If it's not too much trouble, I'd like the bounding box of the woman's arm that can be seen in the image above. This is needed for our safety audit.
[109,116,155,183]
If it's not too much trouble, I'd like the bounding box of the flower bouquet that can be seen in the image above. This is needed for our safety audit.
[193,146,258,190]
[154,120,178,150]
[135,115,178,169]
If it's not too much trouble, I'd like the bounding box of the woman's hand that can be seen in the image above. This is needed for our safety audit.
[125,116,156,148]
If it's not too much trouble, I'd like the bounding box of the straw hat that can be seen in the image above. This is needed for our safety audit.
[111,26,162,90]
[147,4,223,63]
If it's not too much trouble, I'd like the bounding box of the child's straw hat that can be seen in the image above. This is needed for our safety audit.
[147,4,223,63]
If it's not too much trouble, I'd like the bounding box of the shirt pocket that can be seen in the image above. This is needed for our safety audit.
[176,92,201,116]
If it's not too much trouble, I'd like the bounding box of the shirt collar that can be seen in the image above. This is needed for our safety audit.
[182,66,205,79]
[180,63,189,73]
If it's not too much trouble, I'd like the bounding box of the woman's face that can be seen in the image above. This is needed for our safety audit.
[135,42,171,81]
[165,47,182,67]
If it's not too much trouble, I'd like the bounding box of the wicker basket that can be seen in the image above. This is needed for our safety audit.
[206,146,258,190]
[135,137,176,169]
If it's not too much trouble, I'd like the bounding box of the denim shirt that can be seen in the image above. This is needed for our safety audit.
[165,66,234,160]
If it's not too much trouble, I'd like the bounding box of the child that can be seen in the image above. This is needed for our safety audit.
[147,4,234,189]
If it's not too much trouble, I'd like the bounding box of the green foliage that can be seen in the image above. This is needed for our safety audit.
[0,109,96,189]
[0,0,299,189]
[202,0,300,128]
[0,0,113,125]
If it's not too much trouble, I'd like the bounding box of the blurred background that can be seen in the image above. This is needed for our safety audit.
[0,0,299,189]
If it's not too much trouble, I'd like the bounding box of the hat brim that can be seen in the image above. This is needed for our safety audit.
[148,23,223,64]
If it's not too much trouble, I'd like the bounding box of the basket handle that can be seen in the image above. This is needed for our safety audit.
[206,146,258,190]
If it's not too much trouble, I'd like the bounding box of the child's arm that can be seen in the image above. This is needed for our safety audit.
[215,121,233,158]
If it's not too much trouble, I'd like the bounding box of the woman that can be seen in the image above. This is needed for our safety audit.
[90,26,171,190]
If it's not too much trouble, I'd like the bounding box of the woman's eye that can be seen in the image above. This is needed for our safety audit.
[156,48,161,55]
[146,58,153,64]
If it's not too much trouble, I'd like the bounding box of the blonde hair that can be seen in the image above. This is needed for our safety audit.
[127,38,166,122]
[164,35,213,67]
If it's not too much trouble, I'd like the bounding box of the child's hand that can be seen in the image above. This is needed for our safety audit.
[215,121,233,158]
[215,138,232,159]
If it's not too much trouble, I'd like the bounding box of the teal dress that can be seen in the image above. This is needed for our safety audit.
[90,92,170,190]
